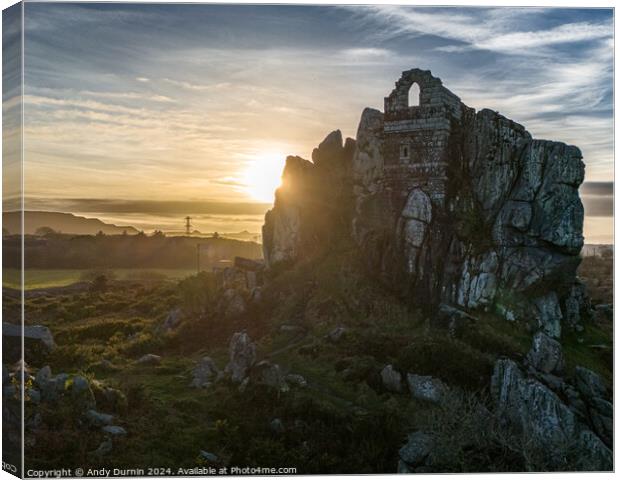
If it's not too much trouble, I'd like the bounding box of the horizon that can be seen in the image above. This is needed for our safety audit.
[3,4,614,242]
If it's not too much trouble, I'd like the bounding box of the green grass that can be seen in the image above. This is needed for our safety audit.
[3,268,196,290]
[15,250,613,473]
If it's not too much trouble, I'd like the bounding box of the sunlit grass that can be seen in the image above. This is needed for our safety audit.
[3,268,196,290]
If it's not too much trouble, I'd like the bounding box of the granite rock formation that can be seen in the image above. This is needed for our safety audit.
[262,68,587,337]
[262,130,355,267]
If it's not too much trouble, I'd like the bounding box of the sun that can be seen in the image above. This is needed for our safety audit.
[243,152,286,203]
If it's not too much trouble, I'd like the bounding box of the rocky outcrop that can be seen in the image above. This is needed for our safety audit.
[491,358,611,470]
[262,130,355,267]
[262,68,588,337]
[490,333,612,470]
[225,332,257,383]
[351,70,586,335]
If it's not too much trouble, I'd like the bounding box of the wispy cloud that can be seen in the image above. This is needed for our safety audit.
[352,6,612,56]
[15,4,613,239]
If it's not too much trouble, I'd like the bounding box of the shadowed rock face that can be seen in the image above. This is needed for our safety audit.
[262,68,586,336]
[262,130,356,267]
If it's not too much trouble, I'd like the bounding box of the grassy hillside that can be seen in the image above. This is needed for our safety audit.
[15,246,612,473]
[2,268,197,290]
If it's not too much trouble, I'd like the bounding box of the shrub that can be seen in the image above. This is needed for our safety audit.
[177,272,218,316]
[395,335,492,391]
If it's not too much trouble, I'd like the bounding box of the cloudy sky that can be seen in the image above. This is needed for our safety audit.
[8,4,615,239]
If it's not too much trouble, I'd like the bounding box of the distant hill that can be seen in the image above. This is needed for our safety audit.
[3,211,139,236]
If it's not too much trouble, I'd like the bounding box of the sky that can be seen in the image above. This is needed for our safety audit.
[5,4,615,239]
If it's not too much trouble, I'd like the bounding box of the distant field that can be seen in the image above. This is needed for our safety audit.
[2,268,196,290]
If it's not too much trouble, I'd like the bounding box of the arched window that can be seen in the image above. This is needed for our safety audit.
[408,82,420,107]
[400,143,410,161]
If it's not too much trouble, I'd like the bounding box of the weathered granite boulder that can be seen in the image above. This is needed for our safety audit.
[491,359,611,469]
[225,332,257,383]
[102,425,127,437]
[526,332,564,375]
[326,326,347,343]
[407,374,447,404]
[3,324,56,362]
[91,438,113,457]
[397,431,434,473]
[190,357,221,388]
[380,364,404,393]
[284,373,307,388]
[249,360,288,392]
[199,450,219,463]
[136,354,161,366]
[68,375,96,410]
[86,409,114,427]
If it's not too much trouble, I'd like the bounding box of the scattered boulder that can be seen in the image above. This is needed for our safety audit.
[190,357,221,388]
[91,438,113,457]
[27,388,41,404]
[407,374,447,404]
[69,375,96,410]
[91,381,128,413]
[380,365,404,393]
[526,332,564,374]
[102,425,127,437]
[90,359,119,372]
[226,332,257,383]
[199,450,219,463]
[3,323,56,350]
[250,361,288,392]
[284,373,307,388]
[326,326,347,343]
[34,365,52,387]
[136,354,162,366]
[162,308,183,331]
[86,409,114,427]
[398,431,434,473]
